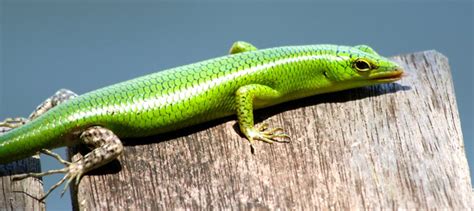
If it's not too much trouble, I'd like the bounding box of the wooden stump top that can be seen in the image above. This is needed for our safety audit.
[21,50,474,210]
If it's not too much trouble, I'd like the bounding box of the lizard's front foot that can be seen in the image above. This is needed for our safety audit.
[246,123,291,145]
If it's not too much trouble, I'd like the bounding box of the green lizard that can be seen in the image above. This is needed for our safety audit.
[0,41,403,200]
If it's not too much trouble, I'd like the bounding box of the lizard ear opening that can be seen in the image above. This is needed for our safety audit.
[354,45,379,56]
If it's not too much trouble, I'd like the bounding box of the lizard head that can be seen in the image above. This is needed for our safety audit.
[322,45,404,89]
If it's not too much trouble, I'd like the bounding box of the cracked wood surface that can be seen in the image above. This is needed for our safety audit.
[0,150,44,211]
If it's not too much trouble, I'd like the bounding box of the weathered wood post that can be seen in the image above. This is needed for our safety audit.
[3,50,471,210]
[70,51,473,210]
[0,156,45,210]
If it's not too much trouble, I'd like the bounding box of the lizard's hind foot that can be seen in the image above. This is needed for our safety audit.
[12,126,124,201]
[12,149,79,201]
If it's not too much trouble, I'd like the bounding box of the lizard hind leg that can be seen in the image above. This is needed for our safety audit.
[0,117,28,133]
[12,126,123,201]
[28,89,78,120]
[0,89,78,133]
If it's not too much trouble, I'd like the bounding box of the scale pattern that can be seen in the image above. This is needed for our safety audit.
[0,44,400,163]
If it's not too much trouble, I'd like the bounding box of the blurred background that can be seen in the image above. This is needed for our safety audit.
[1,0,472,210]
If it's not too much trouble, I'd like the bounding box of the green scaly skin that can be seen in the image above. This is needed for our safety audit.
[0,43,403,164]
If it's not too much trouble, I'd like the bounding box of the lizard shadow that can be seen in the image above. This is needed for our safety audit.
[80,83,410,175]
[127,83,410,145]
[254,83,410,123]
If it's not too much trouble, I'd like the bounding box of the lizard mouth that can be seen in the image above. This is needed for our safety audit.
[370,68,404,82]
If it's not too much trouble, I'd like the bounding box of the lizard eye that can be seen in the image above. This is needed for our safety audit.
[353,59,372,72]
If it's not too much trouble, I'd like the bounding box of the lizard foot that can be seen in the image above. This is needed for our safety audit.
[0,117,28,129]
[12,149,84,201]
[12,126,123,201]
[247,123,291,145]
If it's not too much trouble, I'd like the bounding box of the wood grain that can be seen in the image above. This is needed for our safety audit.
[69,51,472,210]
[0,134,45,211]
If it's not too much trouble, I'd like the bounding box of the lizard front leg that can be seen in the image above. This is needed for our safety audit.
[28,89,78,120]
[235,84,290,151]
[12,126,123,200]
[0,89,78,132]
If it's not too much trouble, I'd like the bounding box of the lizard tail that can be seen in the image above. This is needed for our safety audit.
[0,114,69,164]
